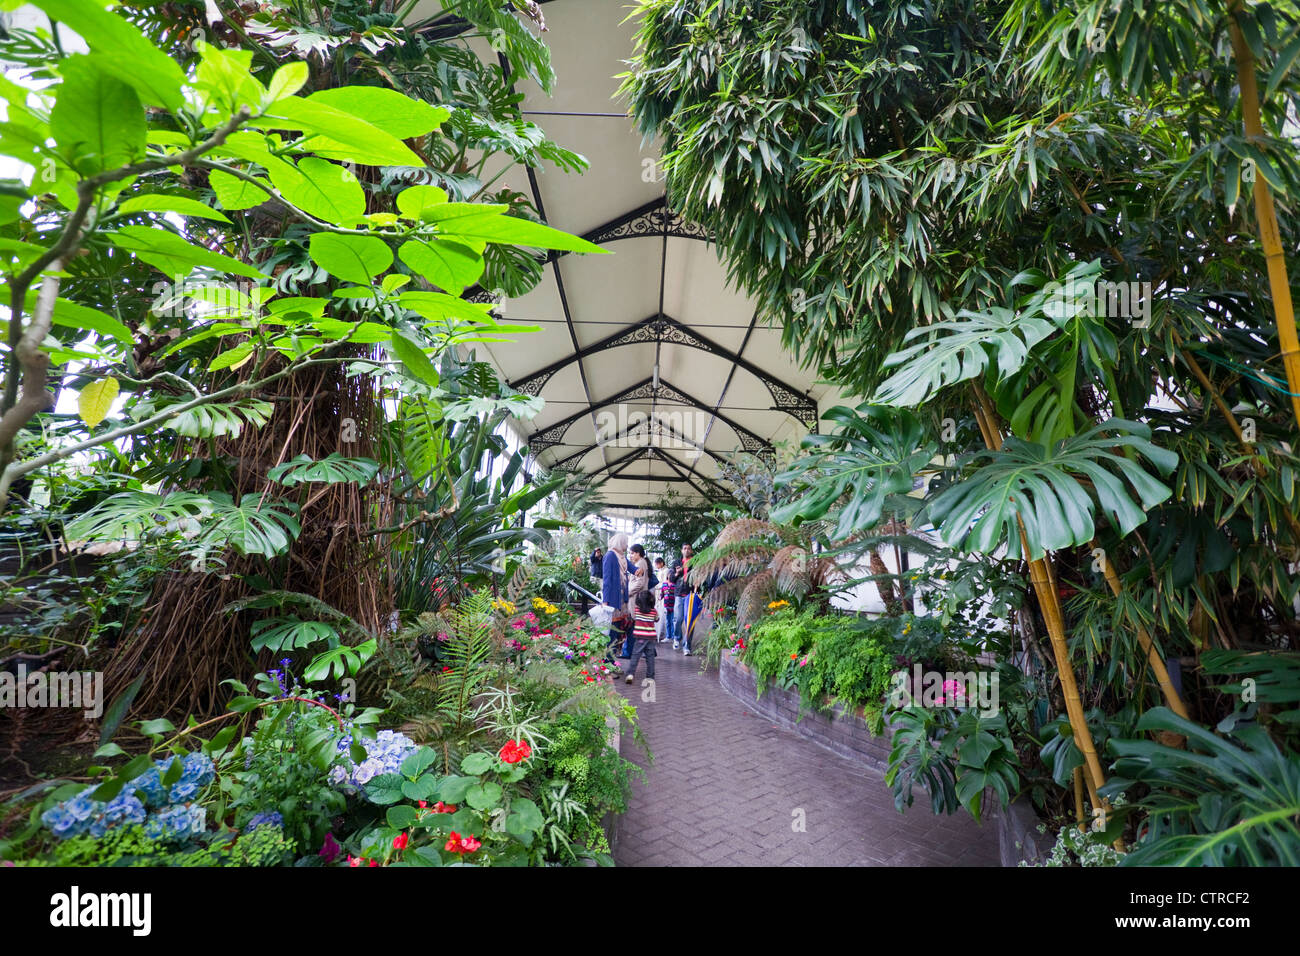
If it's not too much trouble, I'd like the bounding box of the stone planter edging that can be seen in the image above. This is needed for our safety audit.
[718,650,894,774]
[717,650,1047,866]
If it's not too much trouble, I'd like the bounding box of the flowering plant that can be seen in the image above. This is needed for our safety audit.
[329,729,419,793]
[346,743,557,867]
[41,752,216,843]
[499,739,533,764]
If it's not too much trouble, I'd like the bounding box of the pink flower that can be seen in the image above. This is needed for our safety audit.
[941,679,967,705]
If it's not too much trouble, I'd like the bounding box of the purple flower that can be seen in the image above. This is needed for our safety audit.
[319,832,341,863]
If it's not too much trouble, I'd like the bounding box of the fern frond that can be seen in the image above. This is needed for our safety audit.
[736,572,775,627]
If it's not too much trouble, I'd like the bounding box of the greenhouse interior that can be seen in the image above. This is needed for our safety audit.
[0,0,1296,904]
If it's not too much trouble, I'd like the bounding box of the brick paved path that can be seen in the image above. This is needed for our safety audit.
[611,646,1002,866]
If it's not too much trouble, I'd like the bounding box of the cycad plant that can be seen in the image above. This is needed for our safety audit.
[688,518,846,627]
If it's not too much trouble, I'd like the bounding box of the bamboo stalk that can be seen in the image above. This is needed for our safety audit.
[970,386,1111,803]
[1227,3,1300,429]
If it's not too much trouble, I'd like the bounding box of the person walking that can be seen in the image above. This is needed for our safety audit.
[679,583,704,656]
[623,544,649,657]
[623,590,658,685]
[654,557,673,642]
[669,543,692,644]
[601,534,630,671]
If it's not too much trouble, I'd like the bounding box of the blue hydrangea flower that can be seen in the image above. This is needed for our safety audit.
[130,753,216,808]
[42,788,145,841]
[243,811,283,832]
[144,803,206,843]
[327,728,417,796]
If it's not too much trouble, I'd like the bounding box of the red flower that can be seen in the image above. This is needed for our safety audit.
[442,666,453,673]
[417,801,427,809]
[433,801,457,814]
[348,855,363,867]
[368,859,379,867]
[498,739,532,764]
[445,831,480,854]
[393,832,409,850]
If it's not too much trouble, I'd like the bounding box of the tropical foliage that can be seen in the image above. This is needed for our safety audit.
[625,0,1300,863]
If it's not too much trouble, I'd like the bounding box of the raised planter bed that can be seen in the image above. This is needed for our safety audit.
[717,649,1047,866]
[718,650,894,773]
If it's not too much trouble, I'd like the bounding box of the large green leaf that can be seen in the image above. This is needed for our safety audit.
[162,400,273,439]
[118,193,231,223]
[389,332,440,387]
[772,403,936,539]
[209,170,269,210]
[69,490,300,559]
[1105,708,1300,866]
[109,226,266,279]
[49,55,145,176]
[875,262,1105,408]
[398,239,483,295]
[923,419,1177,560]
[249,617,340,653]
[202,493,301,558]
[268,157,365,226]
[306,88,449,139]
[308,232,393,283]
[397,290,495,324]
[42,297,133,345]
[428,205,606,254]
[28,0,186,111]
[267,453,381,487]
[262,98,423,167]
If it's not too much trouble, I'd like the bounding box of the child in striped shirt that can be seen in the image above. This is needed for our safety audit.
[623,589,658,684]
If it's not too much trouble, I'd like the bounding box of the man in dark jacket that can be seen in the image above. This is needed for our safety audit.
[601,534,632,667]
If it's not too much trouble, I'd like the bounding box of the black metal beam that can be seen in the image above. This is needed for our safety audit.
[526,376,773,459]
[507,314,819,429]
[640,446,724,500]
[496,51,609,474]
[462,199,715,303]
[548,415,722,472]
[583,446,725,499]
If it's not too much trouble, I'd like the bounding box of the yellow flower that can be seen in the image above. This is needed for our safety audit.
[492,599,516,614]
[768,600,789,610]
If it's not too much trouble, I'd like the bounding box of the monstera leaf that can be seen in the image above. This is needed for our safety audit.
[772,403,935,538]
[923,418,1177,560]
[1103,708,1300,866]
[267,454,381,487]
[875,260,1103,408]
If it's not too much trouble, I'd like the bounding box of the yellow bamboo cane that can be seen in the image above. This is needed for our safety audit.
[1228,3,1300,429]
[970,387,1112,808]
